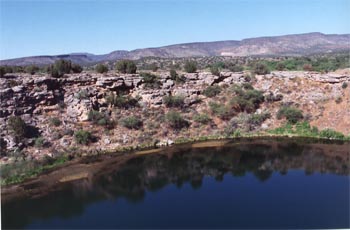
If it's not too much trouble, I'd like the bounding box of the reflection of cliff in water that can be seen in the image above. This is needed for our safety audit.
[2,139,349,229]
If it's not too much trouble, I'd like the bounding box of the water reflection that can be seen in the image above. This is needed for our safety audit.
[2,139,349,229]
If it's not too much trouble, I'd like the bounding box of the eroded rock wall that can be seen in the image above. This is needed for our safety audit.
[0,70,349,160]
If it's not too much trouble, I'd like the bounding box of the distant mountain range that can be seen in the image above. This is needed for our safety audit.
[1,32,349,66]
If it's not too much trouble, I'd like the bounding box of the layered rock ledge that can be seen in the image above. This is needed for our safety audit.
[0,70,349,161]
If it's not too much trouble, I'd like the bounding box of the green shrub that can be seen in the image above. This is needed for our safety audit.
[120,116,143,129]
[276,62,285,71]
[241,83,254,90]
[342,82,348,89]
[209,102,232,120]
[48,59,72,78]
[277,106,304,124]
[63,128,74,136]
[253,63,270,75]
[5,66,14,73]
[140,72,161,89]
[319,129,345,139]
[88,110,113,127]
[233,97,255,113]
[229,84,243,94]
[303,64,313,71]
[150,63,159,72]
[169,69,186,84]
[269,122,347,140]
[24,65,39,75]
[0,154,70,185]
[166,111,189,129]
[223,113,248,135]
[170,69,177,80]
[268,123,294,135]
[265,92,283,102]
[244,90,265,105]
[335,97,342,104]
[141,72,157,82]
[7,80,20,87]
[71,63,83,73]
[95,64,108,73]
[230,85,264,113]
[248,112,271,126]
[150,63,158,72]
[0,138,7,156]
[0,65,20,77]
[74,130,92,145]
[98,118,110,126]
[244,74,252,82]
[163,95,185,108]
[88,110,104,123]
[34,137,45,148]
[0,66,5,77]
[202,85,221,97]
[49,117,61,127]
[52,132,62,140]
[50,67,60,78]
[178,75,186,84]
[294,121,319,136]
[193,113,212,124]
[141,63,159,72]
[184,60,197,73]
[12,66,24,73]
[210,66,220,76]
[105,93,139,108]
[213,61,226,69]
[225,63,243,72]
[76,89,89,100]
[8,116,27,138]
[115,60,137,74]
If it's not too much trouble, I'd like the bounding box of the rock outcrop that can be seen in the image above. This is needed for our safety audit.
[0,70,349,160]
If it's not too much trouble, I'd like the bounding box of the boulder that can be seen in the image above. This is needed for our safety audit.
[12,85,25,93]
[162,79,175,89]
[34,76,49,85]
[184,73,198,80]
[156,139,174,147]
[59,137,71,147]
[95,76,121,87]
[138,89,169,105]
[66,95,92,122]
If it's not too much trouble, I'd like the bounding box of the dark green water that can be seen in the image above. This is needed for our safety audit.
[2,138,350,229]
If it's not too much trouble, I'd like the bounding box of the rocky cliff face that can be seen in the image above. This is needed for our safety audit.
[0,70,349,161]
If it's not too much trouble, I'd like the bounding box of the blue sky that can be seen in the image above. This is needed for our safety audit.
[0,0,349,60]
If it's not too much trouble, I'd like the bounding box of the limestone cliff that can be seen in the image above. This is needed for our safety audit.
[0,70,349,162]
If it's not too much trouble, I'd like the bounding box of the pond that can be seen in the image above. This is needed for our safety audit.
[2,138,350,229]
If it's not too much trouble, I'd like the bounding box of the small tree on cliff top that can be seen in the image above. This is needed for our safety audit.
[115,60,137,74]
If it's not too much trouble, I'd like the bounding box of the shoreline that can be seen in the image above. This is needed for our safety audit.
[1,133,349,191]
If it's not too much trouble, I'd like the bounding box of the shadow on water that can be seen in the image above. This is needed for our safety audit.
[2,138,350,229]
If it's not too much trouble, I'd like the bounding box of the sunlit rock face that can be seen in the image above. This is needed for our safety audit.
[0,70,349,158]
